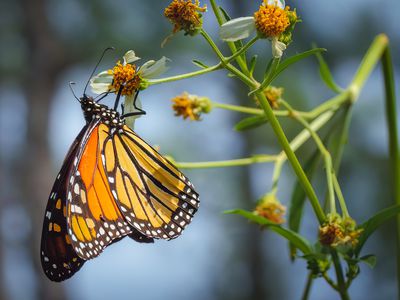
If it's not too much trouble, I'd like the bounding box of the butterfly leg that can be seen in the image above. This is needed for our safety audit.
[121,90,146,118]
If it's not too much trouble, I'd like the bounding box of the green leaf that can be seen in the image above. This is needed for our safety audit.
[359,254,377,269]
[355,204,400,256]
[234,115,268,131]
[249,55,258,76]
[225,209,313,255]
[218,6,231,22]
[314,47,343,93]
[272,48,326,81]
[192,59,209,69]
[288,149,321,259]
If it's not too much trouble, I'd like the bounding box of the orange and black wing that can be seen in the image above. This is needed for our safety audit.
[40,127,86,282]
[66,121,152,260]
[102,125,200,240]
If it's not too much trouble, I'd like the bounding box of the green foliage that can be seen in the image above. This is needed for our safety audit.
[355,205,400,256]
[234,115,268,131]
[313,45,343,93]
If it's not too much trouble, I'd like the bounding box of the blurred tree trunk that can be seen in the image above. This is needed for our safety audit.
[235,91,266,300]
[215,2,270,299]
[224,2,266,299]
[16,0,71,298]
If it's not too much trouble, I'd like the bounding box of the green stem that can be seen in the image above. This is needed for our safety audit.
[213,101,320,119]
[212,102,263,115]
[200,29,257,87]
[282,99,338,215]
[147,63,222,85]
[332,174,349,218]
[226,36,259,63]
[256,91,326,223]
[307,91,351,119]
[382,43,400,299]
[148,36,257,86]
[322,272,339,290]
[301,272,314,300]
[331,251,350,300]
[349,34,389,103]
[249,58,280,96]
[174,154,278,169]
[209,0,250,74]
[271,159,284,194]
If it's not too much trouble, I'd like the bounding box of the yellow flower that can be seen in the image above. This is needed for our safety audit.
[319,215,363,248]
[90,50,169,95]
[171,92,211,121]
[263,86,284,109]
[107,61,141,96]
[219,1,298,58]
[254,194,286,224]
[164,0,207,36]
[254,1,290,38]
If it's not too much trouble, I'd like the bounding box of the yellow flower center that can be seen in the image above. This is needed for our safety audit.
[164,0,207,34]
[171,92,201,121]
[108,61,141,96]
[254,2,290,38]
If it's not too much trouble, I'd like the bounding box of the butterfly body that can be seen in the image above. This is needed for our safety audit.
[41,94,199,281]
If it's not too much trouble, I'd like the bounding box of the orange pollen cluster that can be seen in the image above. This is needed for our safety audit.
[108,62,141,96]
[171,93,201,121]
[254,3,290,37]
[255,201,286,224]
[164,0,206,33]
[319,223,344,246]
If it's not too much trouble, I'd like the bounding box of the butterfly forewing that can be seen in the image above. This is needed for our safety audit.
[66,122,134,260]
[40,128,86,281]
[102,125,200,240]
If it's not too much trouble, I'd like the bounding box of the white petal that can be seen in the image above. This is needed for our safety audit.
[219,17,256,42]
[124,95,143,129]
[139,57,169,79]
[271,38,286,58]
[90,82,111,94]
[90,72,113,94]
[123,50,141,64]
[266,0,285,9]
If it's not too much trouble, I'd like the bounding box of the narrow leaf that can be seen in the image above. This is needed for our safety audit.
[226,209,313,255]
[234,115,268,131]
[218,6,231,22]
[359,254,377,269]
[192,59,209,69]
[249,55,258,76]
[314,48,343,93]
[272,48,326,81]
[355,204,400,256]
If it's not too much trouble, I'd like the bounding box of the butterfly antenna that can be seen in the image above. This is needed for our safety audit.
[83,46,115,96]
[69,82,80,102]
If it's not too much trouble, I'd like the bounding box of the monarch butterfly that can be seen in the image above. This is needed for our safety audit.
[40,71,199,281]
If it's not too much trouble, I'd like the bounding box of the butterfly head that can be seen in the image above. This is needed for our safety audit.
[80,94,124,127]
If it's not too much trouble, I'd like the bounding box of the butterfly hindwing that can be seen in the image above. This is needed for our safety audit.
[40,127,86,281]
[102,125,200,240]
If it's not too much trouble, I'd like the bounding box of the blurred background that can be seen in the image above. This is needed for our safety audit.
[0,0,399,299]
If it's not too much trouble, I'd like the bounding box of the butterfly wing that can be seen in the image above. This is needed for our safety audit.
[40,127,87,282]
[102,125,200,240]
[66,121,152,260]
